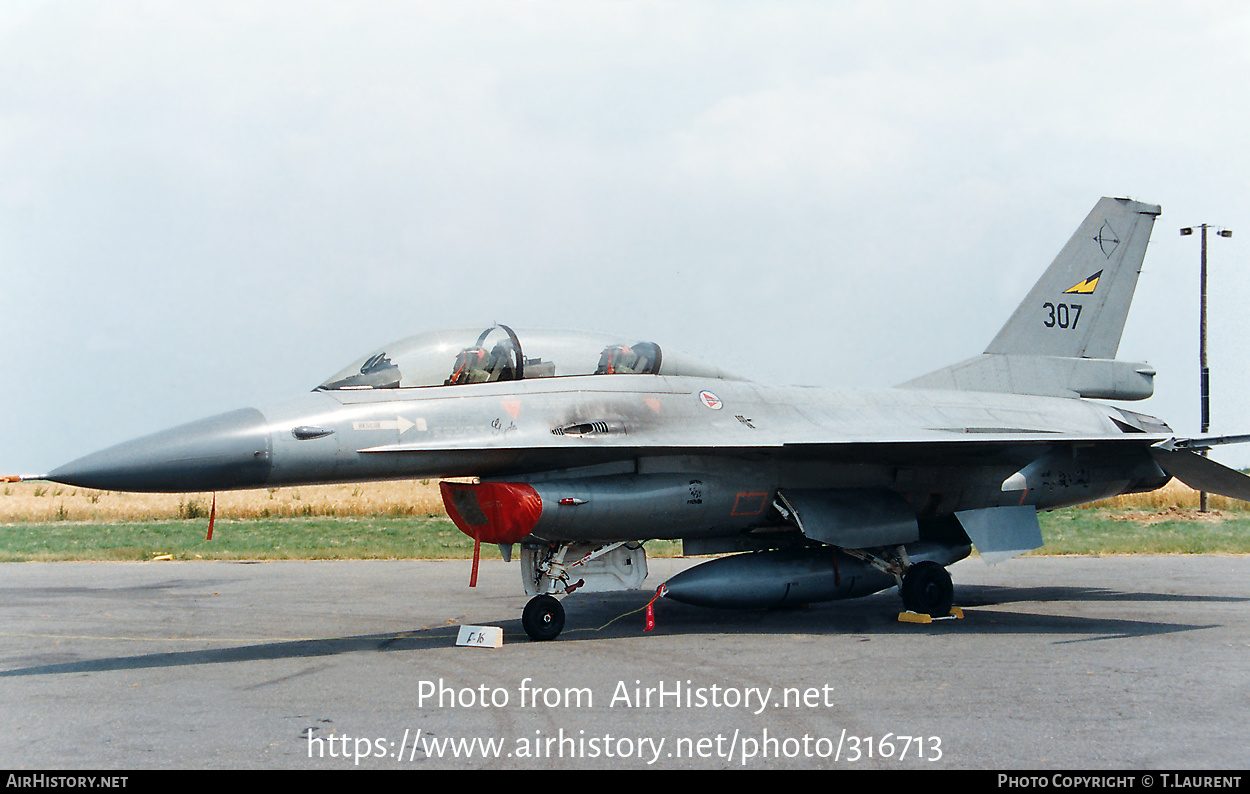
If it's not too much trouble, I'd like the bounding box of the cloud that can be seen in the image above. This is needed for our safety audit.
[3,1,1250,470]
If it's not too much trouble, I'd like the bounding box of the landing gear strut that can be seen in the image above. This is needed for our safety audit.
[516,541,650,640]
[522,594,565,641]
[841,545,958,618]
[518,542,581,641]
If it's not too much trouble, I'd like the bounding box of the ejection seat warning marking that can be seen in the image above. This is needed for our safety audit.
[699,391,723,410]
[456,625,503,648]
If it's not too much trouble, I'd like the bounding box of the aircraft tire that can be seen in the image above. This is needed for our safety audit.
[522,595,565,641]
[900,561,954,617]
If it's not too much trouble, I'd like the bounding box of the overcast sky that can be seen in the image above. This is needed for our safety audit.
[3,1,1249,474]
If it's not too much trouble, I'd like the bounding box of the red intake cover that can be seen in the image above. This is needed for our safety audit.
[440,481,543,544]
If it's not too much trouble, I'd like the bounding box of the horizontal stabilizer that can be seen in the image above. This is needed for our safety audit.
[901,354,1155,400]
[1151,448,1250,503]
[955,505,1043,565]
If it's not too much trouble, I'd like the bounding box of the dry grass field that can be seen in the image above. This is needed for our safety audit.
[0,479,449,523]
[0,477,1241,525]
[1093,479,1248,513]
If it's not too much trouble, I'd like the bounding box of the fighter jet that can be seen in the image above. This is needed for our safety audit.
[15,197,1250,640]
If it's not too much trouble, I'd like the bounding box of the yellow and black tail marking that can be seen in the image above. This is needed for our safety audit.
[1063,270,1102,295]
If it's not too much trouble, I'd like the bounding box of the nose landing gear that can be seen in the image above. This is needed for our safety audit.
[522,594,565,641]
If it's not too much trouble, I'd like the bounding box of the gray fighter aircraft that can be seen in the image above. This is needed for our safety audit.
[17,196,1250,640]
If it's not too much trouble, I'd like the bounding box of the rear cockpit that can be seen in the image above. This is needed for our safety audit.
[317,325,738,391]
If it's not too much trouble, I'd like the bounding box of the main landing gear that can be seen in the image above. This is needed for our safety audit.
[842,546,957,619]
[899,560,954,617]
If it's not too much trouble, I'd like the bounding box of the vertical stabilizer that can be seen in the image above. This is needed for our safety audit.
[985,197,1160,359]
[900,197,1161,399]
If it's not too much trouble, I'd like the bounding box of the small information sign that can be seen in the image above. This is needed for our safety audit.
[456,625,504,648]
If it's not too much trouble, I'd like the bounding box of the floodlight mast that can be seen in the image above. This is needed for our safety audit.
[1180,223,1234,512]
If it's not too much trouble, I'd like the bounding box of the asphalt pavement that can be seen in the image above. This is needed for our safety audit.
[1,555,1246,770]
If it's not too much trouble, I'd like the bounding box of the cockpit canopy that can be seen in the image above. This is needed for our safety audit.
[317,325,740,391]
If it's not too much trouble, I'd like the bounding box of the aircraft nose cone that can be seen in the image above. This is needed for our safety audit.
[47,408,273,493]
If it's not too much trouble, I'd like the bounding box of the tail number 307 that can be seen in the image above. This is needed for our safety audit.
[1042,302,1082,329]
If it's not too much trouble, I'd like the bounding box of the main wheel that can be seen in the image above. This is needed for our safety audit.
[522,595,565,641]
[900,561,954,617]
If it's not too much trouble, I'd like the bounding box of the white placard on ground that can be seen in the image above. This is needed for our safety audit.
[456,625,503,648]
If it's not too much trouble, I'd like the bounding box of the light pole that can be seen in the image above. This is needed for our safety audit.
[1180,223,1233,511]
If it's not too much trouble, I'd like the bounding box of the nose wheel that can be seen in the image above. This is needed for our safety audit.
[522,594,565,641]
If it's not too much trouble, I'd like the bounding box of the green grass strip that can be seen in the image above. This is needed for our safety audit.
[0,517,684,562]
[1033,508,1250,555]
[0,509,1246,561]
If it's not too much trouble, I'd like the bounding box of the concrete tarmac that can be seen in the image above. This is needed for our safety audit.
[1,555,1247,770]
